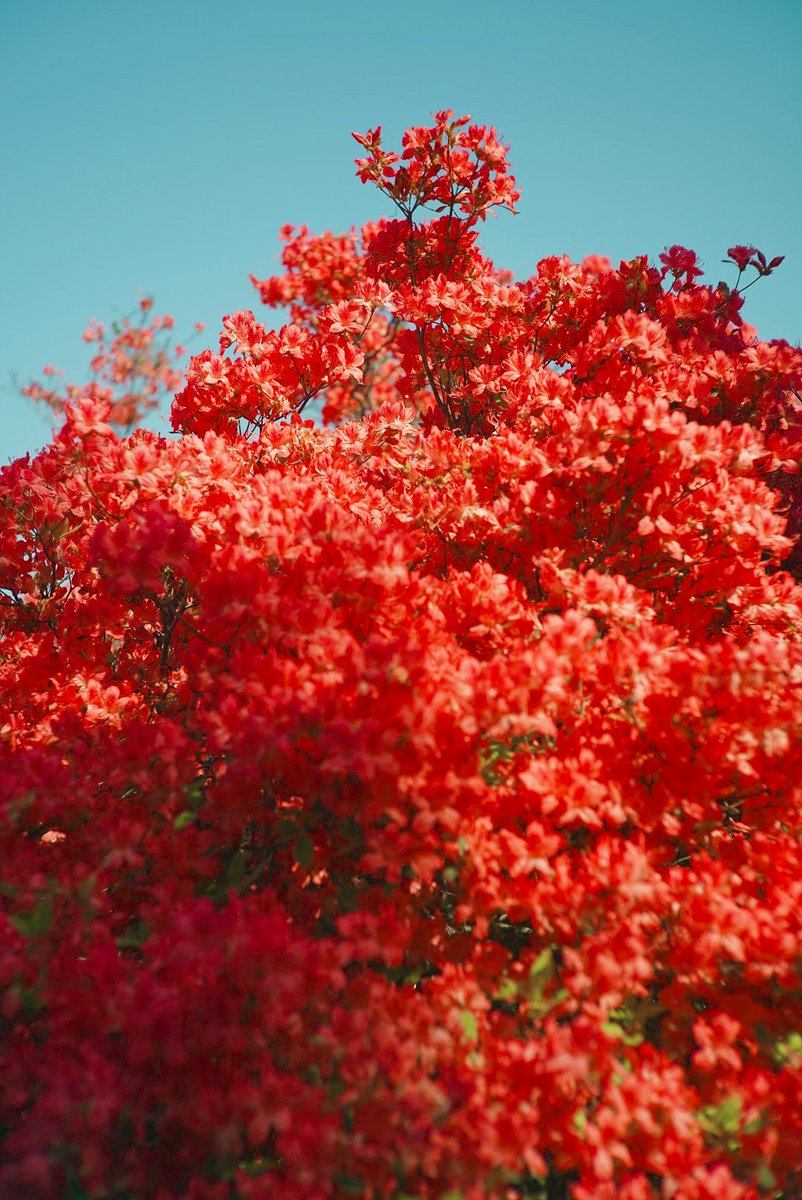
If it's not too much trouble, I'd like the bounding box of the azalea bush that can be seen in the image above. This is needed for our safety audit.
[3,110,802,1200]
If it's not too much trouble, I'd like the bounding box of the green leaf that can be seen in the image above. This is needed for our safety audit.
[602,1016,644,1046]
[529,947,553,981]
[7,982,45,1017]
[774,1029,802,1064]
[11,894,54,938]
[184,778,206,807]
[698,1094,743,1150]
[528,948,554,1003]
[714,1095,742,1134]
[117,918,150,949]
[293,831,314,870]
[385,963,424,987]
[334,1175,364,1195]
[66,1174,91,1200]
[240,1157,276,1177]
[173,810,196,831]
[756,1165,776,1190]
[459,1010,478,1042]
[337,879,360,913]
[225,852,246,886]
[496,976,518,1002]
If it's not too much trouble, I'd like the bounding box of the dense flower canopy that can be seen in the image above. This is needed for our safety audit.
[3,110,802,1200]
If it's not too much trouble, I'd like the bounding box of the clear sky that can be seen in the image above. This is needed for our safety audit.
[2,0,800,463]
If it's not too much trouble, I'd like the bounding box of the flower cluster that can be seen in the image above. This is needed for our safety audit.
[21,297,202,433]
[2,114,802,1200]
[353,110,520,221]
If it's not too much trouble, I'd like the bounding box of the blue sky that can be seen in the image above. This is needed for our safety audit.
[2,0,800,463]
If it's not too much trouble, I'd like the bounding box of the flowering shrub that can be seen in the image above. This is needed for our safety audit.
[3,110,802,1200]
